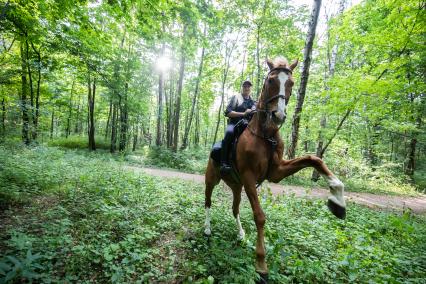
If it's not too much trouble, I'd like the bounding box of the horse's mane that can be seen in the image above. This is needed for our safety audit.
[271,57,288,68]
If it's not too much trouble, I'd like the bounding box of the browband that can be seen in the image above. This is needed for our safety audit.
[268,67,293,75]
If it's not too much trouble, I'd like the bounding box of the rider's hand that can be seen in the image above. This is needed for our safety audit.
[244,109,252,116]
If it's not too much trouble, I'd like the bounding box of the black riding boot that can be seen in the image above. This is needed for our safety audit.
[220,139,232,174]
[220,124,234,175]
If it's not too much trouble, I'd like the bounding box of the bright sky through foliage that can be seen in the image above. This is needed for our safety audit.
[156,56,172,73]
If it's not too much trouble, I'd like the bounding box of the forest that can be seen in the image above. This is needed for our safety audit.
[0,0,425,283]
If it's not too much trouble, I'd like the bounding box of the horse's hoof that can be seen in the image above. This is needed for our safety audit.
[256,272,268,284]
[327,199,346,219]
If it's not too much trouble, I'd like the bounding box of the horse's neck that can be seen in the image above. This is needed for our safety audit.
[249,112,279,138]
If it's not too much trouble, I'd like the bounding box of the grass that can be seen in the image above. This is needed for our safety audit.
[1,145,426,283]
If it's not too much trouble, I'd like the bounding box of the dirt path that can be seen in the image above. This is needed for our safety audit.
[126,166,426,215]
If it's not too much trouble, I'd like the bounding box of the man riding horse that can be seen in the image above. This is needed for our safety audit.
[220,80,256,174]
[205,57,346,283]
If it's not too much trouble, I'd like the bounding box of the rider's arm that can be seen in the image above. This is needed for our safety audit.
[227,110,251,118]
[224,95,252,118]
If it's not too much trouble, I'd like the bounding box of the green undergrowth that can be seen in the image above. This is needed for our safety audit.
[1,145,425,283]
[280,169,423,197]
[47,135,111,150]
[130,145,423,197]
[44,136,423,196]
[129,146,209,174]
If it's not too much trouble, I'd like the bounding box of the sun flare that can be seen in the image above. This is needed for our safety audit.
[156,56,172,72]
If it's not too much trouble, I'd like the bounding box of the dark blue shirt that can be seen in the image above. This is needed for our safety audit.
[225,95,256,125]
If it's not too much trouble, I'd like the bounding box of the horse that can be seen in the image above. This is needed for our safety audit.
[204,57,346,282]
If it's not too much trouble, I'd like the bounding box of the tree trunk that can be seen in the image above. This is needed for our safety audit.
[255,23,261,99]
[405,105,422,176]
[50,107,54,139]
[1,98,5,135]
[312,115,326,181]
[181,26,206,150]
[240,47,246,83]
[132,118,139,151]
[167,73,175,148]
[110,102,118,153]
[213,71,228,145]
[405,137,417,176]
[119,82,129,151]
[25,40,34,139]
[255,1,267,99]
[213,39,237,144]
[194,101,200,146]
[105,99,112,139]
[287,0,322,159]
[312,110,350,180]
[31,42,41,140]
[156,43,165,147]
[173,27,187,151]
[87,74,96,151]
[74,94,81,134]
[20,41,30,145]
[119,42,133,151]
[66,80,75,138]
[312,0,346,179]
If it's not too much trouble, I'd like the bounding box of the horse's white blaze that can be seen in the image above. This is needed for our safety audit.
[277,72,288,119]
[322,174,346,208]
[236,214,245,240]
[204,207,211,235]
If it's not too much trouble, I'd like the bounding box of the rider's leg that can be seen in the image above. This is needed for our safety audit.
[220,123,235,174]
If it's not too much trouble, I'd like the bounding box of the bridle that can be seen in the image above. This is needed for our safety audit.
[249,66,293,135]
[261,67,293,106]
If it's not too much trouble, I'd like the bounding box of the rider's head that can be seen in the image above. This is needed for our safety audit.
[242,81,252,97]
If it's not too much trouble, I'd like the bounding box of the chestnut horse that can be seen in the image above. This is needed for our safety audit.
[204,57,346,281]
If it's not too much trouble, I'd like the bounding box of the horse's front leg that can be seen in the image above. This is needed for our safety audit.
[269,155,346,219]
[241,172,268,280]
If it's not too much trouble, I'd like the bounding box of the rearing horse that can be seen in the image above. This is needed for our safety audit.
[204,57,346,281]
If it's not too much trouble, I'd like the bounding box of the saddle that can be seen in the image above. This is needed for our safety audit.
[210,119,249,167]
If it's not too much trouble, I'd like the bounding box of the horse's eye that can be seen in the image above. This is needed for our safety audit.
[268,78,273,84]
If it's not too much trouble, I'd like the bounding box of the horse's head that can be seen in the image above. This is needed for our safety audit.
[258,57,298,125]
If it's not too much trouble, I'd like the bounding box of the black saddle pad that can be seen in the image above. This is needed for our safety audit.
[209,119,249,164]
[210,142,222,163]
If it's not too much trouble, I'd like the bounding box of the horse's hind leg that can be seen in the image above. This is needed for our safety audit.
[230,184,245,240]
[204,159,220,236]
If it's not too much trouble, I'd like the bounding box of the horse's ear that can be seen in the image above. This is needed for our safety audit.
[266,59,274,70]
[290,59,298,71]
